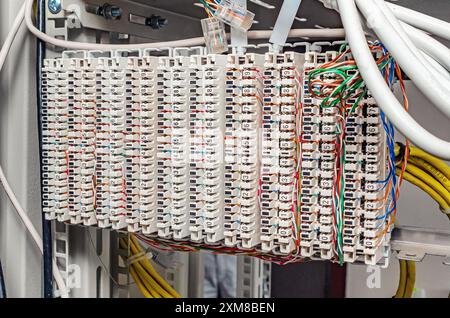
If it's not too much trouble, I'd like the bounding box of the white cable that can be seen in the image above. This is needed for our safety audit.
[318,0,339,10]
[372,0,450,81]
[319,0,450,41]
[387,2,450,41]
[401,22,450,72]
[356,0,450,119]
[0,2,68,298]
[420,51,450,82]
[318,0,450,72]
[336,0,450,159]
[249,28,345,40]
[0,168,69,298]
[0,3,25,72]
[24,0,344,50]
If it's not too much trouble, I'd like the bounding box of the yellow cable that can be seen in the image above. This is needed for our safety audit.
[396,169,450,210]
[132,263,162,298]
[121,236,180,298]
[409,146,450,180]
[133,261,171,298]
[129,265,153,298]
[394,259,407,298]
[405,163,450,206]
[129,238,179,298]
[408,156,450,193]
[403,261,416,298]
[133,264,162,298]
[119,239,159,298]
[119,238,167,298]
[129,236,181,298]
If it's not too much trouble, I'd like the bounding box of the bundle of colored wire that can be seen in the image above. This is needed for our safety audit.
[394,259,416,298]
[315,0,450,160]
[308,42,406,262]
[395,143,450,220]
[374,43,410,244]
[199,0,220,17]
[136,234,305,265]
[119,235,181,298]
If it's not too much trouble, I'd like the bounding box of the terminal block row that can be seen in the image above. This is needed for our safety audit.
[42,49,390,264]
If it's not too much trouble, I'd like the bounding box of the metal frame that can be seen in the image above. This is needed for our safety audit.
[162,253,190,297]
[391,226,450,265]
[53,222,70,297]
[45,0,201,42]
[109,231,130,298]
[236,256,271,298]
[188,253,205,298]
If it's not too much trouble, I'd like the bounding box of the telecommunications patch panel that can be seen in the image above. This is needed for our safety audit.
[155,56,191,240]
[41,48,389,265]
[188,55,227,243]
[300,51,389,265]
[260,52,303,255]
[223,53,264,249]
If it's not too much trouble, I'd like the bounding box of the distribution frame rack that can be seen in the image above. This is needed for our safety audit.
[40,48,390,265]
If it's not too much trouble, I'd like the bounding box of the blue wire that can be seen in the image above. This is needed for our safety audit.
[376,55,398,221]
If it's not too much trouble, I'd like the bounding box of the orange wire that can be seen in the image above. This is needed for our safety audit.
[376,61,409,241]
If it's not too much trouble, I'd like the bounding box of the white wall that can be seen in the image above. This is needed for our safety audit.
[346,82,450,298]
[0,0,42,298]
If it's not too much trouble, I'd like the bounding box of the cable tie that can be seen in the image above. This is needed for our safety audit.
[126,250,153,266]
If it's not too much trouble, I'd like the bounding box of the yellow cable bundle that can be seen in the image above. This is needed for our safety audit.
[408,157,450,193]
[408,146,450,180]
[395,143,450,220]
[396,169,450,211]
[404,261,416,298]
[404,164,450,207]
[129,266,153,298]
[394,259,416,298]
[394,260,407,298]
[119,236,181,298]
[392,146,445,298]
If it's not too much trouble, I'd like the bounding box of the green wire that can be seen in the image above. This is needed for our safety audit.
[305,43,396,264]
[199,0,215,15]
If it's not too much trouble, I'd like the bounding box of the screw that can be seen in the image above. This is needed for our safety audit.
[145,15,168,29]
[48,0,62,14]
[101,4,122,20]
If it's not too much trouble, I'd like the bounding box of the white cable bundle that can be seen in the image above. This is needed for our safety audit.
[317,0,450,160]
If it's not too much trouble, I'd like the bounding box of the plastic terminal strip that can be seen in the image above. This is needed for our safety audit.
[224,53,264,249]
[132,54,158,234]
[299,51,339,261]
[42,58,70,223]
[189,54,227,243]
[299,51,389,265]
[260,52,304,255]
[92,53,114,229]
[201,17,228,54]
[41,47,390,265]
[156,56,191,240]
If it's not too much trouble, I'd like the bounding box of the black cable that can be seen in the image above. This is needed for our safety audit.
[36,0,53,298]
[0,258,6,298]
